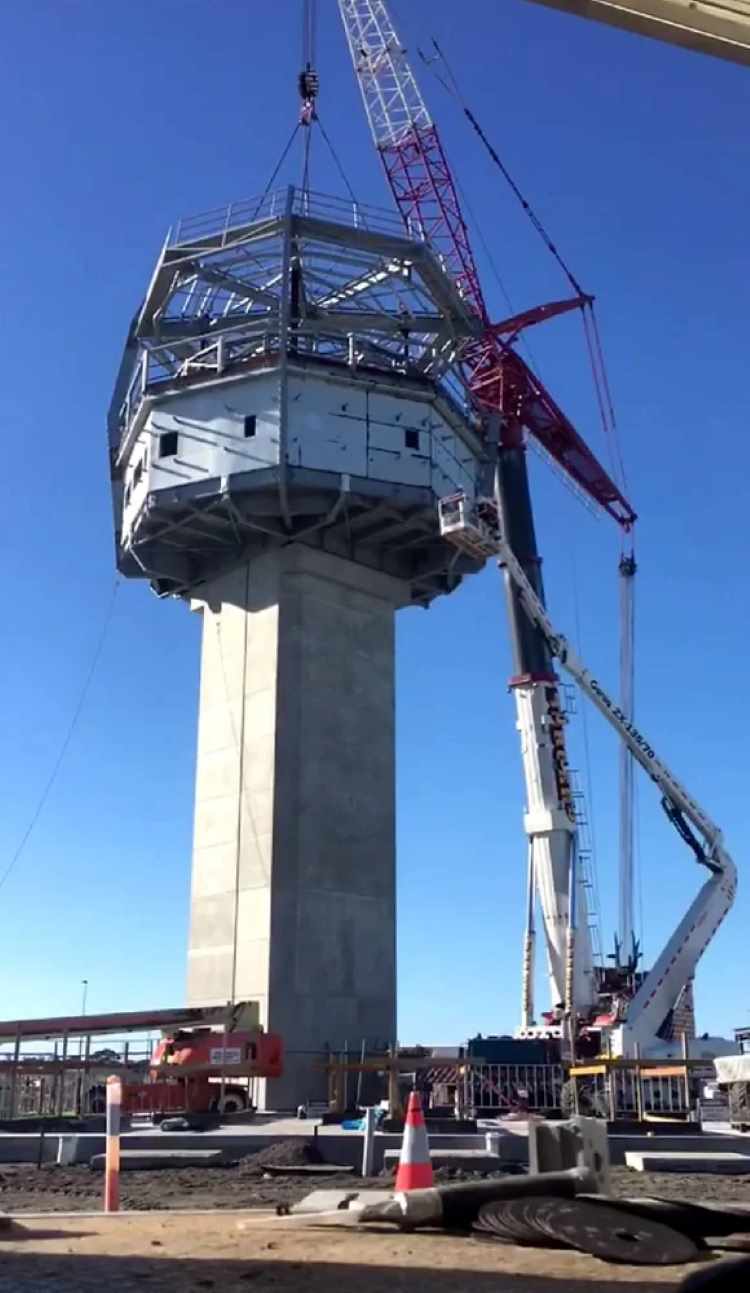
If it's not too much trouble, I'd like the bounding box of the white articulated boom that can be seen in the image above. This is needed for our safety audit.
[439,491,737,1057]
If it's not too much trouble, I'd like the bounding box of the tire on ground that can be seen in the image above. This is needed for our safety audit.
[210,1086,248,1116]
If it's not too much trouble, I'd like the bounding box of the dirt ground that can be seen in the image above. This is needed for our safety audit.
[0,1210,728,1292]
[2,1159,749,1291]
[1,1161,749,1215]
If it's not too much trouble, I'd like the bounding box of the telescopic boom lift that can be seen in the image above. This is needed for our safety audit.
[439,492,737,1057]
[338,0,735,1056]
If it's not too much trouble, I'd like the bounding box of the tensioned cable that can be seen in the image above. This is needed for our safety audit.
[316,115,359,207]
[252,123,301,219]
[0,579,121,895]
[451,167,544,382]
[422,39,585,299]
[302,126,313,197]
[300,0,318,197]
[421,36,633,516]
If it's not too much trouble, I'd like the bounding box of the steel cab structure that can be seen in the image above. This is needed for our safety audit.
[108,186,489,606]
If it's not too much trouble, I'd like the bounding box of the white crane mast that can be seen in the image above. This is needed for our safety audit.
[338,0,432,148]
[439,492,737,1055]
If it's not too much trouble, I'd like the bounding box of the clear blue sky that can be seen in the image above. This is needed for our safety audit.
[0,1,747,1042]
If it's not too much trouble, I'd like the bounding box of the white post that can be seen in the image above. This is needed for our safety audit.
[361,1106,376,1178]
[104,1076,122,1213]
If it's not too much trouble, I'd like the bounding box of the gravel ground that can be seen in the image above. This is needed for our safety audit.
[0,1155,749,1215]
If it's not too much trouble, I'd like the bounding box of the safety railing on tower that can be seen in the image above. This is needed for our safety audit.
[168,187,418,251]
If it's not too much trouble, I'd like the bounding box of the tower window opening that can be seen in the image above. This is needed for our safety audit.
[405,428,419,451]
[159,431,178,458]
[243,414,257,438]
[133,460,143,486]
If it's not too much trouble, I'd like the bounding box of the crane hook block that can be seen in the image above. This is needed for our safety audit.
[299,69,319,101]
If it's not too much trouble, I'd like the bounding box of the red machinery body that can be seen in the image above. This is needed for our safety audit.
[121,1029,284,1117]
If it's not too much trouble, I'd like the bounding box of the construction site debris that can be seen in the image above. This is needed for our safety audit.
[357,1165,596,1229]
[580,1193,750,1242]
[0,1161,746,1215]
[528,1114,611,1192]
[237,1138,324,1175]
[474,1194,698,1264]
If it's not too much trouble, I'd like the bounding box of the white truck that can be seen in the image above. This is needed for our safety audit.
[714,1030,750,1130]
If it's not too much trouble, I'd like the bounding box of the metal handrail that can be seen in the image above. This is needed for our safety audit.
[168,186,419,250]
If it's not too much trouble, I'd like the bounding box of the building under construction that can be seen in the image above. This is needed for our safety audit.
[99,0,742,1110]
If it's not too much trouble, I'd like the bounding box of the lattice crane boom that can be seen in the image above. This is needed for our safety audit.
[338,0,636,529]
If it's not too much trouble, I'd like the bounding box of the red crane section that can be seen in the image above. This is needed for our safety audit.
[338,0,636,530]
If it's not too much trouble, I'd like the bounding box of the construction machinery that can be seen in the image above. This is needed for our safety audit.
[713,1026,750,1130]
[122,1021,283,1120]
[439,490,737,1064]
[337,0,635,1037]
[0,1003,282,1121]
[338,0,736,1070]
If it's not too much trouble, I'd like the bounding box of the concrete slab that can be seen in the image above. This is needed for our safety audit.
[291,1188,393,1215]
[625,1150,750,1174]
[89,1149,227,1171]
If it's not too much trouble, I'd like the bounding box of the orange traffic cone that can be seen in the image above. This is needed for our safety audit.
[394,1090,434,1191]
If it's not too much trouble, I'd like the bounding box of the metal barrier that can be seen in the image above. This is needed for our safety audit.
[168,187,415,251]
[569,1060,698,1120]
[459,1063,564,1115]
[0,1039,153,1119]
[323,1052,566,1118]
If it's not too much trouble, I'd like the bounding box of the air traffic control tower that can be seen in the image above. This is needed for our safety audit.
[108,187,486,1104]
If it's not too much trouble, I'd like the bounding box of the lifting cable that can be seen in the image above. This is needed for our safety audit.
[317,115,359,207]
[300,0,319,195]
[298,2,360,212]
[420,37,632,515]
[420,38,585,299]
[251,122,301,220]
[0,578,121,895]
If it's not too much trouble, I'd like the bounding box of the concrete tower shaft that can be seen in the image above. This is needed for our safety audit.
[187,546,406,1106]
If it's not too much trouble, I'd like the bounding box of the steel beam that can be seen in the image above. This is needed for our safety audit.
[0,1003,256,1043]
[522,1,750,67]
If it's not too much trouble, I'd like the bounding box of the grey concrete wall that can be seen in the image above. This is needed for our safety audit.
[187,546,409,1108]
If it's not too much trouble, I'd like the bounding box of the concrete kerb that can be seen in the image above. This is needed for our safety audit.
[6,1125,747,1171]
[0,1129,528,1170]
